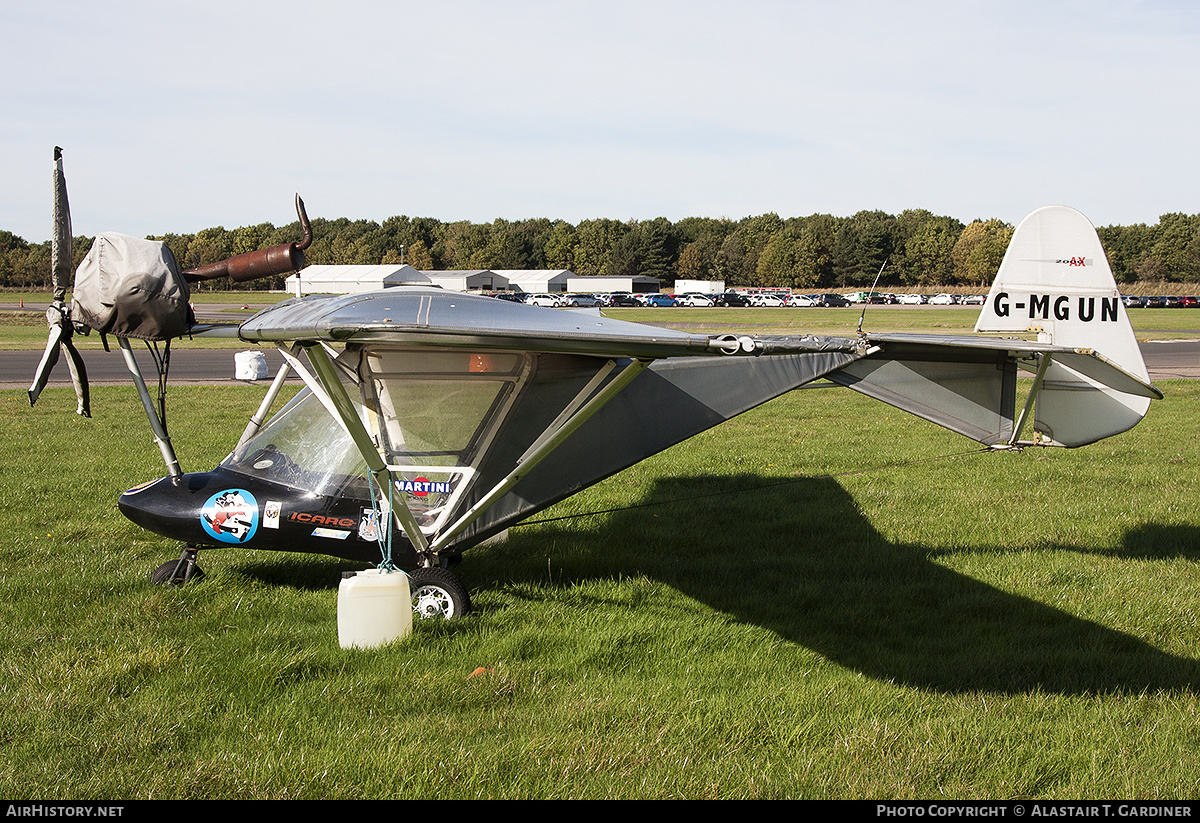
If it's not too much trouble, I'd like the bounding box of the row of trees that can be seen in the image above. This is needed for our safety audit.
[3,209,1200,292]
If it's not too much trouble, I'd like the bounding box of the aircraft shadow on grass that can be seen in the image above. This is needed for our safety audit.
[462,472,1200,697]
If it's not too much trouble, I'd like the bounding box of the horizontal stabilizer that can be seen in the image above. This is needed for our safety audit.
[828,338,1017,446]
[834,206,1159,449]
[832,333,1161,448]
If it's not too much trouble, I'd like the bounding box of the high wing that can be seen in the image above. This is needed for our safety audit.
[235,289,865,555]
[235,285,861,360]
[226,205,1158,562]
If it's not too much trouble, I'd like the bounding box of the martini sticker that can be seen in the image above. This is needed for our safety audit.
[397,477,452,497]
[200,489,259,544]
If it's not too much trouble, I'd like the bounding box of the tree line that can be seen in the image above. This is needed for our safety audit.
[3,209,1199,292]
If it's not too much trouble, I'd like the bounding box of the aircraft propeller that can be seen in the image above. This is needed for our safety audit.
[28,147,90,417]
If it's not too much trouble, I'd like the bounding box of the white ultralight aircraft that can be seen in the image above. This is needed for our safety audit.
[30,185,1161,619]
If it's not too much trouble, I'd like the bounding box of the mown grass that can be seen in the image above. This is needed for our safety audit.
[1,377,1198,799]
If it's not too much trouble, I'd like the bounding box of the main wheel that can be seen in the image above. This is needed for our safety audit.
[150,557,205,586]
[409,567,471,619]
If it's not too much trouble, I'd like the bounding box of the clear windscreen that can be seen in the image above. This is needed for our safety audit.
[221,347,532,533]
[222,388,371,499]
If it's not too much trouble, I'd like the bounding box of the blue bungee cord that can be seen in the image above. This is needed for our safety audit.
[367,471,405,577]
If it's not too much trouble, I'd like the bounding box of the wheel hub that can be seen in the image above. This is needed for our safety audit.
[413,586,453,618]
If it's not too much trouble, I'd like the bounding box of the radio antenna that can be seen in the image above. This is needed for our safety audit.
[856,257,888,337]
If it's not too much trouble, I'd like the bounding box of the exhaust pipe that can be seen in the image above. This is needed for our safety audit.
[183,193,313,284]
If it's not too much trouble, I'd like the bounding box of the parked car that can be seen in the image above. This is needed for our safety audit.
[605,293,639,307]
[526,293,563,308]
[962,294,985,305]
[784,294,816,307]
[495,292,527,303]
[644,294,678,307]
[750,294,785,307]
[565,294,602,307]
[897,293,926,305]
[815,293,852,307]
[928,293,957,305]
[714,292,752,307]
[678,293,715,307]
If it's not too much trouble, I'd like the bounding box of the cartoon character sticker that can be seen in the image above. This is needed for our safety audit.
[358,509,380,542]
[200,489,259,544]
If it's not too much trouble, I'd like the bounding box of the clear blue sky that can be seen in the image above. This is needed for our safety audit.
[4,0,1199,244]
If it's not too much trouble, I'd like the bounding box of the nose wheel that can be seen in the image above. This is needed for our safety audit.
[150,547,205,585]
[409,567,471,619]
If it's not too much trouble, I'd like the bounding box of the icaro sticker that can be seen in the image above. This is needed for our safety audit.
[287,512,357,528]
[200,489,259,544]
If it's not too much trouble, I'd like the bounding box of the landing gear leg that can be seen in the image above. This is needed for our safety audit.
[151,546,206,586]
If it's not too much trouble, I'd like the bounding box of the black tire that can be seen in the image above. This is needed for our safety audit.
[409,567,471,619]
[150,558,205,586]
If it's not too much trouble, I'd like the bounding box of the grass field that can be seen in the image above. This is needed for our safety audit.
[2,371,1198,798]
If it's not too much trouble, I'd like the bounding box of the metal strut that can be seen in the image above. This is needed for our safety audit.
[277,342,432,556]
[1008,352,1054,447]
[430,357,650,551]
[118,336,181,479]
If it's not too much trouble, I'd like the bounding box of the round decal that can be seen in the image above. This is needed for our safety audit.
[200,489,259,544]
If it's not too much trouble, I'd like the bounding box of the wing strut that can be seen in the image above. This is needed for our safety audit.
[430,357,650,552]
[276,342,431,555]
[1009,352,1053,447]
[235,359,293,451]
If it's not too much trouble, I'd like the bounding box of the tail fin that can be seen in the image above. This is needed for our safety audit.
[975,205,1157,446]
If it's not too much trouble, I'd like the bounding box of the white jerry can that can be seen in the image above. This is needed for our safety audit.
[337,568,413,649]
